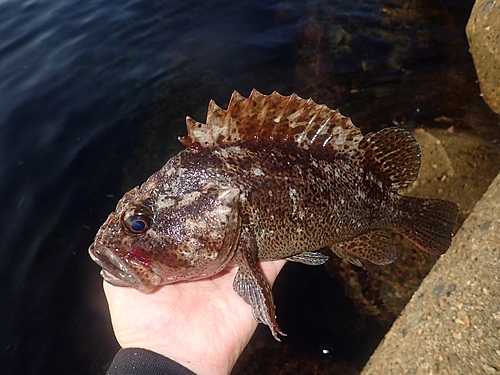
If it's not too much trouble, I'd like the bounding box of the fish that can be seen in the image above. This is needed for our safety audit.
[89,89,459,340]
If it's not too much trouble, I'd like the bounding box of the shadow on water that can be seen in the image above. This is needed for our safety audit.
[1,0,498,374]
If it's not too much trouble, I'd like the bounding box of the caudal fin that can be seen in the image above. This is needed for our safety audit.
[399,198,459,255]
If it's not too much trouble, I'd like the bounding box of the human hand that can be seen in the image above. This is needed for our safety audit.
[104,259,286,375]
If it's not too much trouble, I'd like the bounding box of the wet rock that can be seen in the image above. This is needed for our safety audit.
[325,129,500,325]
[466,0,500,113]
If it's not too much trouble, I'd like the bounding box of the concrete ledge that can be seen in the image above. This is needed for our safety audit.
[362,172,500,374]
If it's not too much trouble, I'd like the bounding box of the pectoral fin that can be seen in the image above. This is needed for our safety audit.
[233,235,286,341]
[330,229,396,266]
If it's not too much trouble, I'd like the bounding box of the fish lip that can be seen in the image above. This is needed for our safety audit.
[89,243,155,292]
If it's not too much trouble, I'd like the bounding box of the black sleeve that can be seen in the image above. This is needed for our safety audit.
[106,348,197,375]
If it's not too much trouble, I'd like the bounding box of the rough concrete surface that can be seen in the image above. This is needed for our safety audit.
[362,172,500,374]
[466,0,500,114]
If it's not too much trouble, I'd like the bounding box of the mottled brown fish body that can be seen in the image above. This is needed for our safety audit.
[173,143,399,261]
[89,90,459,340]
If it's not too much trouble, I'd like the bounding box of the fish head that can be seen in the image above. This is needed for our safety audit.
[89,184,241,292]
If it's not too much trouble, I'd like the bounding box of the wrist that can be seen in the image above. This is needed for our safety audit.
[108,348,198,375]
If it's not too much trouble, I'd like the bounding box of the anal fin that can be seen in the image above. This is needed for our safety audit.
[329,247,364,267]
[287,251,329,265]
[330,230,396,266]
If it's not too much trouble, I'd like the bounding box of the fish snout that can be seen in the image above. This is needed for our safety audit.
[88,243,161,292]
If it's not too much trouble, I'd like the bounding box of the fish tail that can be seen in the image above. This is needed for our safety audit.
[399,197,459,255]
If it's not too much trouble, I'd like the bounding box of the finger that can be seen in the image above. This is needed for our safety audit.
[258,259,287,286]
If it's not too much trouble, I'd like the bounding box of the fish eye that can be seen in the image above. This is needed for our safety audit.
[124,214,151,235]
[122,205,153,236]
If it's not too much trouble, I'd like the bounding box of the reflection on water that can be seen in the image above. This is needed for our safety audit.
[294,0,489,133]
[0,0,497,374]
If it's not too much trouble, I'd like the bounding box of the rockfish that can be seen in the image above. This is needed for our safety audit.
[89,90,459,339]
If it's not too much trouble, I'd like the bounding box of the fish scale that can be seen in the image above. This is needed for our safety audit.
[89,89,459,340]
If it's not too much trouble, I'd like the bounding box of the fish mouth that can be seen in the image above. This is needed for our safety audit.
[89,244,160,292]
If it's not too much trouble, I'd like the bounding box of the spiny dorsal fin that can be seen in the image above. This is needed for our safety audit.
[360,127,421,191]
[179,89,364,156]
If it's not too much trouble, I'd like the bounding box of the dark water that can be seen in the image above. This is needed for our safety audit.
[1,0,495,374]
